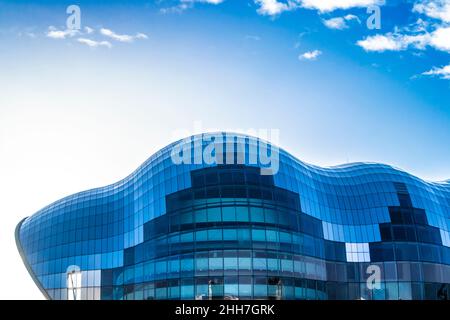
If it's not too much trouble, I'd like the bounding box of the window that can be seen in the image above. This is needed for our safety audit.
[66,265,81,300]
[238,257,251,270]
[370,243,394,261]
[181,258,194,272]
[385,282,399,300]
[196,230,207,241]
[222,207,235,221]
[223,229,237,241]
[250,207,264,223]
[252,229,266,241]
[345,243,370,262]
[209,258,223,270]
[267,258,279,271]
[207,207,221,222]
[392,226,416,242]
[195,209,207,223]
[419,244,442,263]
[155,261,167,275]
[224,257,238,270]
[235,207,249,222]
[264,209,278,224]
[237,229,251,241]
[253,258,267,271]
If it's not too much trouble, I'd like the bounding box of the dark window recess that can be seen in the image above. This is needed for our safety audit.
[324,240,346,261]
[124,246,135,266]
[144,215,168,241]
[299,213,323,238]
[379,223,392,241]
[101,268,114,286]
[369,242,395,262]
[398,193,413,208]
[393,182,413,207]
[219,172,233,184]
[416,225,442,245]
[192,174,204,188]
[392,225,417,242]
[165,164,300,213]
[419,244,442,263]
[205,172,218,186]
[231,171,245,184]
[101,286,113,300]
[208,187,221,199]
[394,243,419,261]
[413,208,428,225]
[389,207,414,225]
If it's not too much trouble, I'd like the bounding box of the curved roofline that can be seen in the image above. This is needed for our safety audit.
[24,132,450,217]
[15,218,52,300]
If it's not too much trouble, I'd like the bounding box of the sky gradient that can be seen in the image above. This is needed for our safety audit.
[0,0,449,299]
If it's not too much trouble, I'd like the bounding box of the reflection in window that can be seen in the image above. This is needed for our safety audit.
[66,265,81,301]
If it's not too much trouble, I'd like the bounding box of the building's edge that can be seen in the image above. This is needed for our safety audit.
[15,217,51,300]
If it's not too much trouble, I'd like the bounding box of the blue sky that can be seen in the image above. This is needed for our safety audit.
[2,0,449,175]
[0,1,449,298]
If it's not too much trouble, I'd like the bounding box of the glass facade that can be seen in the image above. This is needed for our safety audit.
[16,133,450,300]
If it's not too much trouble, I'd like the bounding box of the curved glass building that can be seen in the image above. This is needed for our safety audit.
[16,133,450,300]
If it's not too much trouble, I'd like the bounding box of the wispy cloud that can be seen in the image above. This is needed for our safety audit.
[160,0,224,14]
[245,35,261,41]
[100,28,148,42]
[160,3,191,14]
[184,0,224,3]
[18,31,37,38]
[323,14,360,30]
[299,49,322,60]
[77,38,112,49]
[46,26,79,39]
[46,26,148,49]
[84,26,94,34]
[422,63,450,80]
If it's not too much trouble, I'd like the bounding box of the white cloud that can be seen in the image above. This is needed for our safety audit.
[254,0,383,16]
[357,34,406,51]
[323,17,348,29]
[300,0,384,12]
[422,64,450,79]
[255,0,293,16]
[357,26,450,53]
[429,26,450,51]
[77,38,112,48]
[46,26,79,39]
[299,49,322,60]
[100,28,148,42]
[323,14,360,29]
[413,0,450,23]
